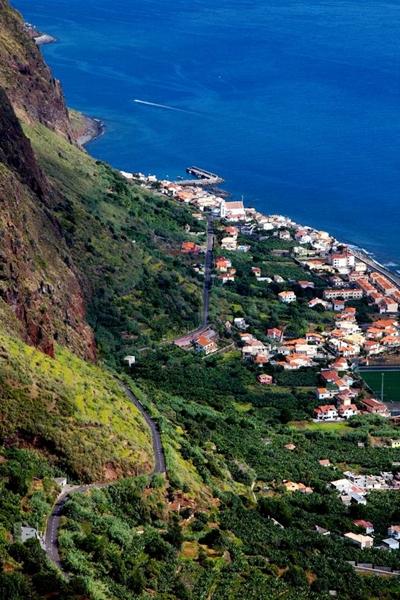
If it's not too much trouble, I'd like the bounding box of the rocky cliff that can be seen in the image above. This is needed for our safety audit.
[0,2,95,358]
[0,0,72,139]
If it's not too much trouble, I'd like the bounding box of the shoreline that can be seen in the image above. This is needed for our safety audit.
[69,108,106,147]
[78,116,106,147]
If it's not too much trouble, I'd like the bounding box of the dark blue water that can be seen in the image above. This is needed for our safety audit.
[15,0,400,265]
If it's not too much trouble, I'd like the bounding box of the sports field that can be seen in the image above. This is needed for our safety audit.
[362,370,400,403]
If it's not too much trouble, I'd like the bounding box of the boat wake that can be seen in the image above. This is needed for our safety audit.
[133,99,199,115]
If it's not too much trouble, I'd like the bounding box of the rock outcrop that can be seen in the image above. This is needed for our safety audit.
[0,4,96,359]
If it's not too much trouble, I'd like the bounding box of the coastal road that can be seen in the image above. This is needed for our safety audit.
[44,383,166,572]
[174,215,214,347]
[352,249,400,288]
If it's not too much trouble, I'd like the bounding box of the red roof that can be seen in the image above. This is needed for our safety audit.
[353,520,373,529]
[267,328,282,337]
[197,335,212,347]
[321,370,339,382]
[314,405,336,414]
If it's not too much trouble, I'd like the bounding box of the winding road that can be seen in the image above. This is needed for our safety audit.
[44,384,166,571]
[44,218,214,570]
[174,214,215,347]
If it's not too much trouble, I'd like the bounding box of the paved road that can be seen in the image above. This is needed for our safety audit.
[44,384,166,571]
[122,383,166,474]
[352,249,400,288]
[174,215,214,347]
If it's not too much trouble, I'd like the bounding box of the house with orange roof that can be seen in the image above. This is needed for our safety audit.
[282,481,313,494]
[181,241,201,254]
[215,257,232,272]
[316,388,335,401]
[378,298,398,314]
[332,358,349,371]
[194,335,217,355]
[267,327,283,341]
[278,291,297,304]
[224,225,238,237]
[374,318,398,329]
[283,354,314,369]
[353,520,374,535]
[314,405,338,421]
[363,340,383,355]
[361,397,390,417]
[321,370,340,384]
[308,297,331,310]
[306,331,324,343]
[254,354,269,366]
[370,272,397,296]
[381,335,400,348]
[332,299,346,312]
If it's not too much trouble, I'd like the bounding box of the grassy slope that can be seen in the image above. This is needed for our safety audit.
[24,122,203,362]
[0,301,153,482]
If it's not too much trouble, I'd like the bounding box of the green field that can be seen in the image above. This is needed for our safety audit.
[289,420,350,433]
[362,370,400,403]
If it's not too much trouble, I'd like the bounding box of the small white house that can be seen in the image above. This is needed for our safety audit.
[278,291,297,304]
[344,532,373,549]
[382,538,399,551]
[124,356,136,368]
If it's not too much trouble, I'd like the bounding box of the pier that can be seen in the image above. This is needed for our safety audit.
[176,166,224,187]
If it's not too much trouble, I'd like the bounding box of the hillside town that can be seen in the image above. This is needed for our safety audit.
[123,171,400,423]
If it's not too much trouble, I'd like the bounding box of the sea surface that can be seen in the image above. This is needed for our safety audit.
[15,0,400,266]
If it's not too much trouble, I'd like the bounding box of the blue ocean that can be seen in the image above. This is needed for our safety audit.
[15,0,400,265]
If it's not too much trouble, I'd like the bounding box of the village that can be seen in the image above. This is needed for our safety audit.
[122,170,400,429]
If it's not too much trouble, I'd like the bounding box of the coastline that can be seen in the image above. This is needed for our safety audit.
[78,116,105,147]
[69,108,105,147]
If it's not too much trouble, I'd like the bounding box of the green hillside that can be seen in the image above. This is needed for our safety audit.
[24,121,203,361]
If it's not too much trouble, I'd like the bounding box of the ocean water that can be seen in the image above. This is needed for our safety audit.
[15,0,400,265]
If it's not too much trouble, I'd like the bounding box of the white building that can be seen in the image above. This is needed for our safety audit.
[278,291,297,304]
[344,532,373,549]
[225,201,245,221]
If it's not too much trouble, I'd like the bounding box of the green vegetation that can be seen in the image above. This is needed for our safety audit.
[1,4,400,597]
[290,421,351,433]
[362,370,400,403]
[24,122,204,362]
[0,322,153,481]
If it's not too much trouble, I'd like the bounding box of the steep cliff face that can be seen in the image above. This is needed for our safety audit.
[0,91,95,360]
[0,0,72,139]
[0,105,96,358]
[0,86,46,196]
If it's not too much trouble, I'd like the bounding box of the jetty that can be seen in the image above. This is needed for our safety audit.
[177,166,224,187]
